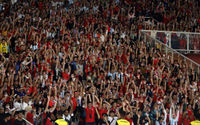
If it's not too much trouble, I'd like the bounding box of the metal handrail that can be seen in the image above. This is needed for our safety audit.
[22,118,33,125]
[141,30,200,35]
[172,49,200,52]
[141,31,200,69]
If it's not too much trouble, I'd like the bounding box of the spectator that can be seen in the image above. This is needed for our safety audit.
[13,110,26,125]
[116,108,130,125]
[108,110,118,125]
[55,111,68,125]
[169,105,179,125]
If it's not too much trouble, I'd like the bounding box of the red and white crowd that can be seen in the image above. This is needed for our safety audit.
[0,0,200,125]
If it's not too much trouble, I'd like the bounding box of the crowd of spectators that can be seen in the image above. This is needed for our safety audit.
[0,0,200,125]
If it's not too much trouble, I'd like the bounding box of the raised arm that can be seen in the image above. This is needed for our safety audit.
[162,104,167,122]
[116,108,120,118]
[146,114,151,125]
[85,95,88,108]
[94,95,100,104]
[50,86,57,113]
[137,112,140,125]
[45,96,50,113]
[95,107,100,119]
[92,94,95,107]
[169,106,172,121]
[174,109,179,122]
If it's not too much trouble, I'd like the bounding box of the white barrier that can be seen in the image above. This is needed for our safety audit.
[141,30,200,53]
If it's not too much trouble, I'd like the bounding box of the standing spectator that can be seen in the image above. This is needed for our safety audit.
[108,110,118,125]
[13,110,26,125]
[85,95,96,125]
[116,109,130,125]
[169,105,179,125]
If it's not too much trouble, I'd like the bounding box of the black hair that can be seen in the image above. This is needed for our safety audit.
[119,108,126,118]
[102,113,108,117]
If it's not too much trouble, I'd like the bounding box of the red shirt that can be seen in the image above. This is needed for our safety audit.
[99,109,108,119]
[125,118,132,125]
[43,113,53,125]
[45,118,52,125]
[85,107,96,123]
[121,54,128,64]
[178,112,182,125]
[62,72,70,80]
[72,97,77,111]
[182,117,193,125]
[27,86,36,95]
[153,58,159,65]
[48,100,55,107]
[26,112,34,124]
[38,2,43,11]
[63,43,69,52]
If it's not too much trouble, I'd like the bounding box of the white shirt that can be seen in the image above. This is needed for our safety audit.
[58,52,64,57]
[120,33,126,39]
[63,114,71,122]
[11,0,17,4]
[77,64,83,75]
[93,6,98,11]
[14,101,22,111]
[68,0,74,5]
[108,72,114,80]
[30,43,38,51]
[100,35,105,42]
[22,102,28,110]
[169,108,179,125]
[128,13,135,19]
[108,116,118,125]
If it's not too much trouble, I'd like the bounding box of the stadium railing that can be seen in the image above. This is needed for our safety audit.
[140,30,200,53]
[139,30,200,76]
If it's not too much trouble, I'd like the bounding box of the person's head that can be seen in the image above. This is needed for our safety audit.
[74,91,79,97]
[126,112,131,119]
[66,91,70,97]
[17,110,24,120]
[119,108,126,118]
[141,116,148,124]
[64,109,69,116]
[0,107,4,114]
[109,110,115,117]
[15,95,21,102]
[159,116,164,123]
[64,68,68,73]
[188,104,192,110]
[4,113,11,122]
[154,103,158,110]
[102,102,106,109]
[145,105,151,113]
[2,39,6,43]
[172,113,176,119]
[56,111,63,119]
[102,113,108,121]
[88,101,92,108]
